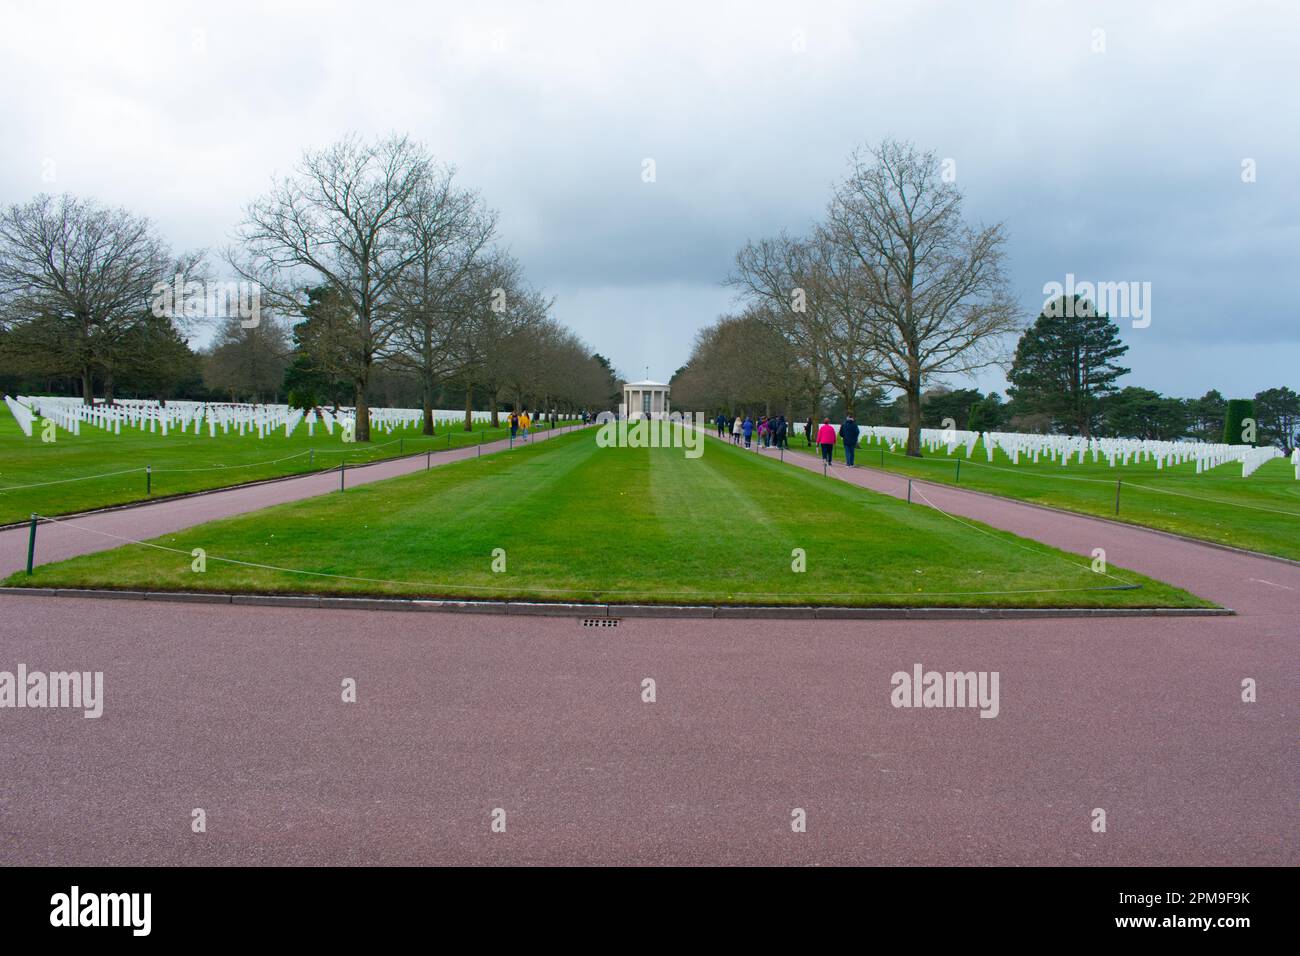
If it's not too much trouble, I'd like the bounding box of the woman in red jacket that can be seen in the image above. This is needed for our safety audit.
[816,419,837,465]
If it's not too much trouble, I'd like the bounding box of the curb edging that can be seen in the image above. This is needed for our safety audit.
[0,587,1234,620]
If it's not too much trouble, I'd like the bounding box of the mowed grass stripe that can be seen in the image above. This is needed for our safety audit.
[10,427,1210,607]
[645,433,790,589]
[694,434,1112,598]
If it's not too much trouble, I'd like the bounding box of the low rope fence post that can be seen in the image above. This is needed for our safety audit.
[908,478,913,504]
[340,460,345,492]
[146,465,151,496]
[426,451,431,470]
[955,459,961,483]
[26,514,37,575]
[1115,479,1121,515]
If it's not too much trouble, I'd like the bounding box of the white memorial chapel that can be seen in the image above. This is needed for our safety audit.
[621,380,670,420]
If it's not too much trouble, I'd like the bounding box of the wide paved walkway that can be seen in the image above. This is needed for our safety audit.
[0,424,1293,865]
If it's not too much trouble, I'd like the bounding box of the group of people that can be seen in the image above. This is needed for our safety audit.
[813,415,860,465]
[508,409,533,440]
[713,411,863,466]
[716,413,790,449]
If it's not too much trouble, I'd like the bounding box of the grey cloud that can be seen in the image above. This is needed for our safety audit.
[1,0,1294,399]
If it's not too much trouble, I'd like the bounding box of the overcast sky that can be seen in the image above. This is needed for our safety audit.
[2,0,1295,399]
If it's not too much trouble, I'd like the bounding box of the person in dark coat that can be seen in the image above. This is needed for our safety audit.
[840,414,860,466]
[804,416,815,447]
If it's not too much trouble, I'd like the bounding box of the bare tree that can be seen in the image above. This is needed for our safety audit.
[533,324,589,417]
[231,133,431,441]
[446,252,550,430]
[0,194,182,404]
[386,169,497,434]
[671,308,804,415]
[730,233,844,418]
[825,141,1020,455]
[495,293,559,418]
[203,313,291,402]
[549,339,614,415]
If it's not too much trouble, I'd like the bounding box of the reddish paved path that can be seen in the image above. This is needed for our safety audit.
[0,594,1292,865]
[0,426,1295,865]
[0,424,581,579]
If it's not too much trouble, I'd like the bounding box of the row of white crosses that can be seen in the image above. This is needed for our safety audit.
[856,423,1282,478]
[4,395,37,436]
[13,396,500,442]
[978,431,1280,478]
[23,397,293,438]
[858,425,982,458]
[789,417,1288,480]
[303,406,492,439]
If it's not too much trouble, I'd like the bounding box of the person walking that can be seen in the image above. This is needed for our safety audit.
[509,411,519,441]
[840,413,860,467]
[775,415,787,449]
[816,418,837,465]
[716,412,727,438]
[732,415,743,444]
[520,409,531,440]
[742,415,754,448]
[805,416,815,447]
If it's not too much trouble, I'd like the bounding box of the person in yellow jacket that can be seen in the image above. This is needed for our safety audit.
[519,410,531,440]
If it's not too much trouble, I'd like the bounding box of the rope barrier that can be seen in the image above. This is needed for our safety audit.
[0,425,563,490]
[1119,481,1300,518]
[908,484,1138,588]
[788,438,1299,517]
[0,467,147,491]
[938,453,1119,484]
[27,474,1137,601]
[150,451,315,473]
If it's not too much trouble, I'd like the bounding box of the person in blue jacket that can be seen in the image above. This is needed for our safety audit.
[742,415,754,448]
[840,414,860,466]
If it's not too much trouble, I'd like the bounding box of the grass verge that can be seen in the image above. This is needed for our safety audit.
[8,427,1213,609]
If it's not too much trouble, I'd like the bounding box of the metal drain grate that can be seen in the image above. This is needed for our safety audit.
[582,618,620,627]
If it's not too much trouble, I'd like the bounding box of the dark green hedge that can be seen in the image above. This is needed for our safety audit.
[1223,398,1256,445]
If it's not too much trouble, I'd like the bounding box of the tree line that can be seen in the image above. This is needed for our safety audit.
[672,140,1298,455]
[0,134,620,441]
[703,139,1019,457]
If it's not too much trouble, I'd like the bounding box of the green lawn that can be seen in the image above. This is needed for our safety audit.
[9,426,1210,608]
[0,404,576,526]
[783,433,1300,561]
